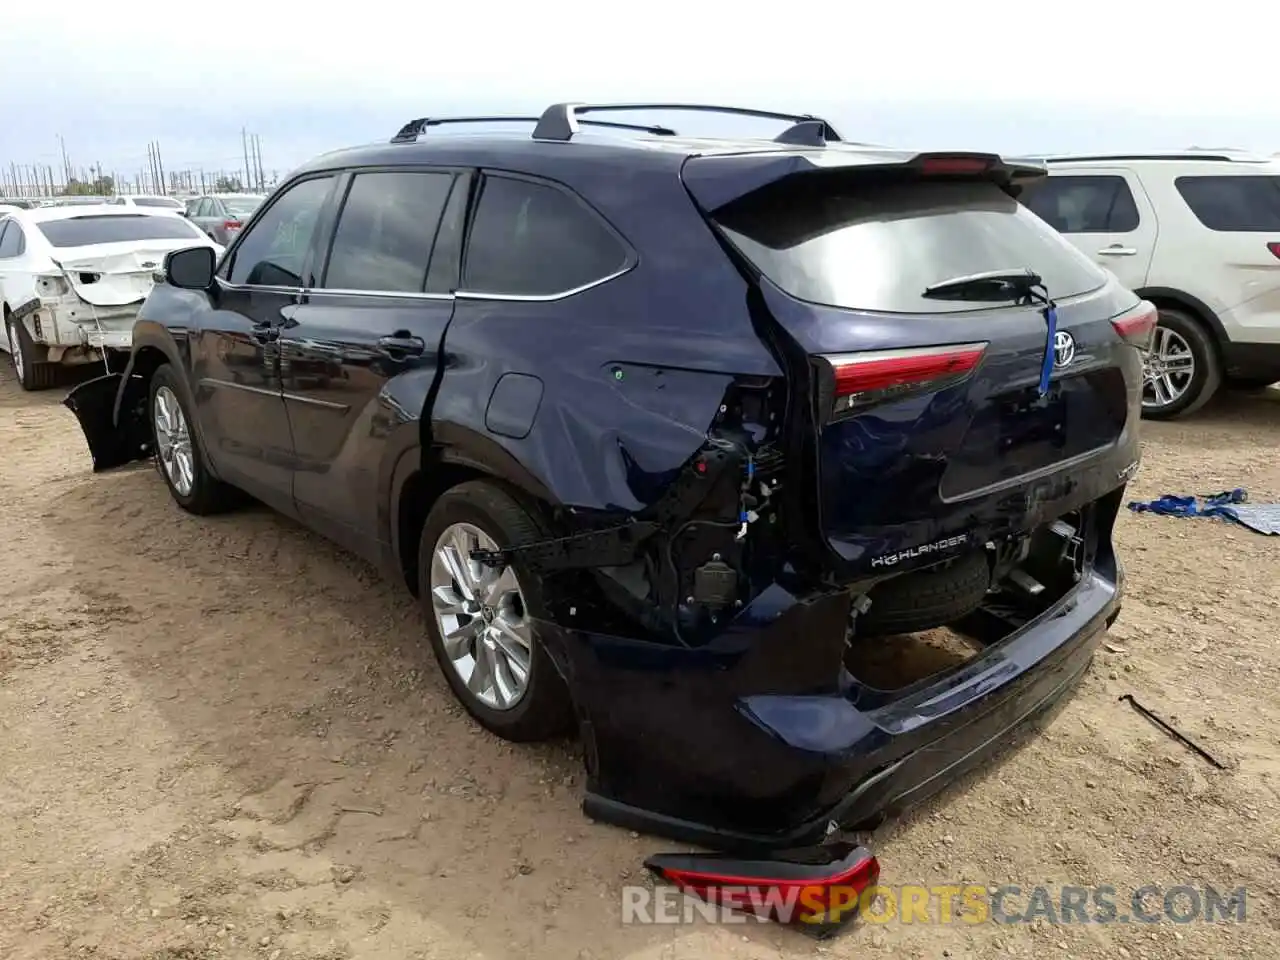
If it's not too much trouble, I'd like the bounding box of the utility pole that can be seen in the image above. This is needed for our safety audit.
[241,127,251,191]
[252,134,265,191]
[58,134,72,183]
[155,142,166,195]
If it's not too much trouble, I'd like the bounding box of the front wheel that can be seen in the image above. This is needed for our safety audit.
[1141,308,1221,421]
[418,481,575,742]
[149,364,237,514]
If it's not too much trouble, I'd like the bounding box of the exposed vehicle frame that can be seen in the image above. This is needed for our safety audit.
[63,101,1144,853]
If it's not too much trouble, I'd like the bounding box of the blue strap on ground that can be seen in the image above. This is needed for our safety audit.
[1126,488,1280,534]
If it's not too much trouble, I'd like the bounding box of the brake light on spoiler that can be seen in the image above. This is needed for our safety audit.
[818,342,988,418]
[644,842,880,937]
[1111,300,1157,351]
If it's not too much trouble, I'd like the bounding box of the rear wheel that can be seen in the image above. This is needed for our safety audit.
[418,481,574,742]
[149,364,237,514]
[1141,308,1221,421]
[5,313,57,390]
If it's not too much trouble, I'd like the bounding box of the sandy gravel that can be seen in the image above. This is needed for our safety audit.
[1,366,1278,960]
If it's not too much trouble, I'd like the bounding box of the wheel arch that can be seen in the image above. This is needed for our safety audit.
[390,434,557,598]
[1135,286,1228,348]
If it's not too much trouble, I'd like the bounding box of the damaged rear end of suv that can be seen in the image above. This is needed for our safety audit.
[59,105,1151,853]
[513,117,1152,851]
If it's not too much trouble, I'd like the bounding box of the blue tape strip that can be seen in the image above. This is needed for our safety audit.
[1038,304,1058,396]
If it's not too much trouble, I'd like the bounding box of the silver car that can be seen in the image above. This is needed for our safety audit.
[184,194,264,244]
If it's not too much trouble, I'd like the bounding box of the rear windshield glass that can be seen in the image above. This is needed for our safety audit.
[133,196,184,208]
[713,177,1108,314]
[38,214,202,247]
[1174,175,1280,232]
[223,197,263,216]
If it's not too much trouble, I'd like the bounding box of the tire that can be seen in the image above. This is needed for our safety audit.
[418,481,574,742]
[857,551,991,637]
[5,312,58,391]
[149,363,237,515]
[1141,308,1221,421]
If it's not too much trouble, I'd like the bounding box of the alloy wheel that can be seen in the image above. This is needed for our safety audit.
[429,522,533,710]
[1142,324,1196,411]
[7,321,24,383]
[153,385,195,496]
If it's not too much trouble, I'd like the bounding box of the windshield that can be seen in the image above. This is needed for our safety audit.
[714,177,1107,314]
[37,214,204,248]
[222,197,263,217]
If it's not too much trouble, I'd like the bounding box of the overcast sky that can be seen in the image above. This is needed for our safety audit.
[2,2,1277,188]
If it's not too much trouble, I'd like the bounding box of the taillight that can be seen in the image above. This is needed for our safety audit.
[224,219,242,231]
[1111,300,1158,351]
[1267,241,1280,260]
[645,843,880,934]
[819,342,987,418]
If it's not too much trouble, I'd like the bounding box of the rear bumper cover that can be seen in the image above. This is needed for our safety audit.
[547,518,1122,854]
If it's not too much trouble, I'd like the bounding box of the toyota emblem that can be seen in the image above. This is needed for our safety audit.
[1052,330,1076,368]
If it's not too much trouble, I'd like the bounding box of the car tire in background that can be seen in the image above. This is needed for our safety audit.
[5,312,58,391]
[1141,307,1221,421]
[148,363,237,515]
[418,481,575,743]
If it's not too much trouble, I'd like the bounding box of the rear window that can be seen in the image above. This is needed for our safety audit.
[223,197,262,217]
[713,177,1108,314]
[1174,176,1280,232]
[133,196,184,209]
[37,214,202,248]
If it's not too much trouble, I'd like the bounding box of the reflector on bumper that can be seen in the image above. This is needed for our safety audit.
[644,841,879,937]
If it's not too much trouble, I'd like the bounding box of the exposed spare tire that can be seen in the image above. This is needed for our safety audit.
[857,551,991,637]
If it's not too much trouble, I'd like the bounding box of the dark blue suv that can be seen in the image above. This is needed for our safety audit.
[65,102,1152,852]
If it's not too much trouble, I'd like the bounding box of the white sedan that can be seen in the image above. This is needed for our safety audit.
[107,194,189,213]
[0,205,223,390]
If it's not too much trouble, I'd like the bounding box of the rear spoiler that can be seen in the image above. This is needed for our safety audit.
[681,150,1048,212]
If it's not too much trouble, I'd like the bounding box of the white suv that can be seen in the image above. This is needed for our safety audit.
[1020,151,1280,419]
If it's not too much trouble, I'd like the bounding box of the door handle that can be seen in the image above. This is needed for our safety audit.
[377,334,426,357]
[1097,246,1138,257]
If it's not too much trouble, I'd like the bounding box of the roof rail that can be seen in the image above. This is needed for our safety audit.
[390,115,677,144]
[1040,152,1250,164]
[530,102,843,143]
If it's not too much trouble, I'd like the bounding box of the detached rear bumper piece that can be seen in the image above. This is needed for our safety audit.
[548,546,1120,854]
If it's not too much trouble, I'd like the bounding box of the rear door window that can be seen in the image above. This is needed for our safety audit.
[1020,175,1140,233]
[0,221,23,258]
[714,177,1108,314]
[462,175,630,297]
[320,171,455,293]
[1174,175,1280,231]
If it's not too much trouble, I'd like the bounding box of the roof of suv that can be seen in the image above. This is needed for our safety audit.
[1041,149,1277,167]
[291,102,1046,184]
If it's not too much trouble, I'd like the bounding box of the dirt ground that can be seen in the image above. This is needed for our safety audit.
[1,367,1278,960]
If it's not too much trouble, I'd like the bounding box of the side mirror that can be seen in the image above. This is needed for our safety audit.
[164,246,216,290]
